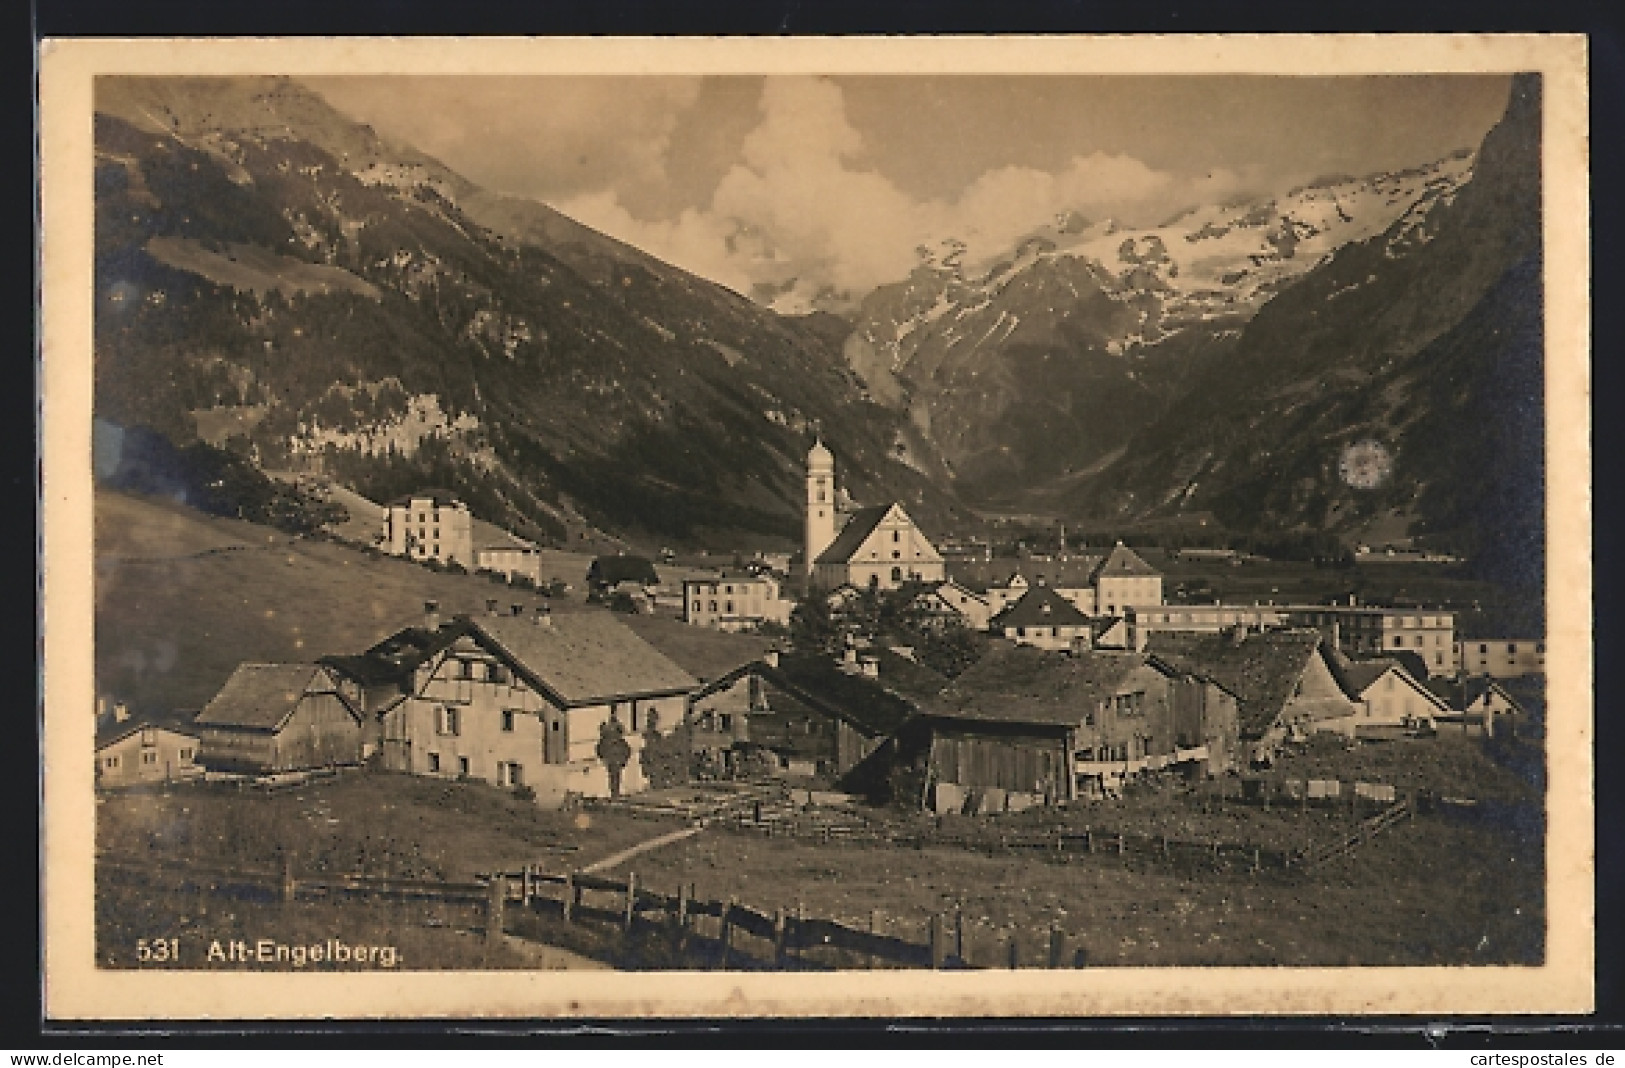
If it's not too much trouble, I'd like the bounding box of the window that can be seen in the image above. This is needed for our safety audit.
[427,752,441,773]
[436,706,460,736]
[103,755,119,769]
[498,762,524,787]
[458,756,470,777]
[892,531,900,543]
[178,747,193,762]
[141,727,157,746]
[1393,636,1405,648]
[458,659,475,680]
[630,704,641,732]
[1016,627,1026,638]
[719,713,733,731]
[1507,643,1518,654]
[709,601,718,612]
[141,751,157,765]
[1414,636,1425,648]
[891,550,901,560]
[725,601,734,614]
[1479,643,1489,653]
[891,566,902,582]
[488,663,508,684]
[501,710,516,732]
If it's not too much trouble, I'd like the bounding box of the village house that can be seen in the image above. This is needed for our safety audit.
[991,584,1095,651]
[683,571,795,632]
[805,440,946,591]
[980,542,1165,621]
[475,540,545,586]
[911,579,993,632]
[688,648,944,780]
[587,554,660,594]
[1455,638,1546,678]
[383,490,475,569]
[194,663,366,773]
[1128,604,1289,647]
[1146,628,1362,765]
[1324,657,1452,738]
[95,705,202,789]
[336,604,697,802]
[1426,676,1529,738]
[892,644,1239,811]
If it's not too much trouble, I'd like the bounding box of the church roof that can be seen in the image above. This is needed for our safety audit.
[813,505,894,565]
[1090,542,1160,580]
[808,439,834,467]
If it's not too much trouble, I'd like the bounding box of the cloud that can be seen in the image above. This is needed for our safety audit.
[558,77,1254,312]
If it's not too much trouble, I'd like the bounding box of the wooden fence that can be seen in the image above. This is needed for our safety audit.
[485,865,1100,970]
[706,812,1296,873]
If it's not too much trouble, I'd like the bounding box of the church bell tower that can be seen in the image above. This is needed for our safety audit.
[805,439,836,577]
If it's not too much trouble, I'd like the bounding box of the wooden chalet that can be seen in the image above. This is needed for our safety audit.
[328,604,696,802]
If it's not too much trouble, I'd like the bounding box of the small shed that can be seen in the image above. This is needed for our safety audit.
[195,663,364,773]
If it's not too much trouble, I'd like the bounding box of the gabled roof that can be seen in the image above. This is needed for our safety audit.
[1089,541,1160,580]
[1425,676,1527,714]
[813,505,893,565]
[992,586,1093,629]
[619,614,776,683]
[472,612,696,705]
[1336,658,1452,711]
[925,643,1164,727]
[587,555,659,587]
[95,708,199,750]
[1146,629,1327,738]
[196,663,352,731]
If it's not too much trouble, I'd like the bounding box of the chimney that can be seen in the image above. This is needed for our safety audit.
[113,702,131,723]
[486,599,499,616]
[1330,620,1342,651]
[534,604,552,627]
[859,655,879,678]
[423,600,440,631]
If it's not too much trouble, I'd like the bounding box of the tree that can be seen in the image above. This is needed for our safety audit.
[596,717,632,798]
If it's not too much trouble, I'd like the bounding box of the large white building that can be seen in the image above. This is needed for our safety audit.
[684,572,795,632]
[384,490,474,569]
[804,441,944,592]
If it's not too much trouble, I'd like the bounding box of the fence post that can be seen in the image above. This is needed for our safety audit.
[1048,924,1068,969]
[562,871,575,924]
[929,914,946,969]
[773,908,788,968]
[1251,847,1261,875]
[624,871,638,934]
[1086,829,1094,854]
[868,910,881,970]
[795,901,806,966]
[1117,833,1125,855]
[719,896,736,969]
[1006,928,1020,970]
[485,878,505,942]
[281,855,297,902]
[954,909,965,965]
[675,882,690,948]
[521,864,533,907]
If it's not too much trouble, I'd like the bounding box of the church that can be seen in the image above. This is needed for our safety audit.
[805,440,945,591]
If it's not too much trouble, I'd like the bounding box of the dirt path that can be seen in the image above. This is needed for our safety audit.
[580,824,704,874]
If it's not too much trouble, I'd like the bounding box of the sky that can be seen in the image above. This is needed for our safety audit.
[305,74,1513,312]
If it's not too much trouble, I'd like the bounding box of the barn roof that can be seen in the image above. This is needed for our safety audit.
[769,651,922,737]
[195,663,348,731]
[473,612,696,705]
[619,614,776,683]
[925,643,1162,727]
[1335,658,1398,695]
[991,586,1093,629]
[1089,541,1160,580]
[813,505,893,565]
[1145,629,1326,738]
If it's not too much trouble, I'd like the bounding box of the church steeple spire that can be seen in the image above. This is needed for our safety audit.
[805,439,836,577]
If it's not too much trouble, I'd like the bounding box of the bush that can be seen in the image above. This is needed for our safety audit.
[512,784,536,802]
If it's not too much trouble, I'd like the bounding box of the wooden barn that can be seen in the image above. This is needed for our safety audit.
[194,663,365,773]
[879,643,1241,811]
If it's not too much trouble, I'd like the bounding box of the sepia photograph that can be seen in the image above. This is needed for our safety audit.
[39,35,1592,1020]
